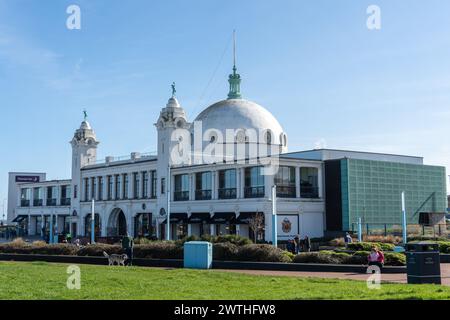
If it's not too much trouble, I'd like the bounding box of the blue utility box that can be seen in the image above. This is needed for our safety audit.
[184,241,213,269]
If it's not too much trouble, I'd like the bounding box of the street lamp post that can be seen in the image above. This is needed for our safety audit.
[272,185,278,248]
[91,199,95,244]
[166,165,171,241]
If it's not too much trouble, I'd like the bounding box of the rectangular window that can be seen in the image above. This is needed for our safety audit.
[107,176,113,200]
[98,177,104,201]
[275,166,296,198]
[47,186,57,206]
[60,185,71,206]
[218,169,237,199]
[161,178,166,195]
[91,177,96,200]
[84,178,89,202]
[150,171,157,198]
[21,188,31,207]
[115,175,121,200]
[300,167,319,198]
[33,188,43,207]
[244,167,265,198]
[74,185,78,199]
[174,174,189,201]
[133,173,140,199]
[123,174,129,199]
[195,172,212,200]
[142,172,149,199]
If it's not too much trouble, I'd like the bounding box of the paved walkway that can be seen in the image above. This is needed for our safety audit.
[216,263,450,286]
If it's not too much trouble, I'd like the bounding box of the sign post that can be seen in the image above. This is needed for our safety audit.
[272,185,278,248]
[358,217,362,242]
[91,199,95,244]
[166,165,171,241]
[49,213,53,244]
[401,191,407,245]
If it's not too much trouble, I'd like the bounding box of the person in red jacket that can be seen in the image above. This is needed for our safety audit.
[368,246,385,270]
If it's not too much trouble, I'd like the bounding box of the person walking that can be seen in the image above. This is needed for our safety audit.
[303,235,311,252]
[294,235,301,254]
[121,233,134,266]
[344,232,353,248]
[367,246,384,270]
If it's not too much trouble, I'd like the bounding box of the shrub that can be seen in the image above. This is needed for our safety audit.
[213,235,253,246]
[408,235,448,242]
[364,235,402,244]
[0,243,78,256]
[213,242,239,261]
[77,244,122,256]
[347,251,370,265]
[384,252,406,266]
[329,238,345,247]
[235,244,291,263]
[134,242,183,259]
[347,242,394,252]
[293,251,351,264]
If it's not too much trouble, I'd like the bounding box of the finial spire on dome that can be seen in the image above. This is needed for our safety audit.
[171,82,176,98]
[228,30,242,100]
[83,109,88,121]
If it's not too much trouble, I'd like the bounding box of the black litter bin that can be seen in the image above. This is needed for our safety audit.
[406,242,441,285]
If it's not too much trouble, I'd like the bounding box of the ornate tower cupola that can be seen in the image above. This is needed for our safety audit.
[155,83,190,167]
[227,30,242,100]
[71,111,99,168]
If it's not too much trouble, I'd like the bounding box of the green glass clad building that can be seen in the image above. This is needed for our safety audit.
[325,158,447,232]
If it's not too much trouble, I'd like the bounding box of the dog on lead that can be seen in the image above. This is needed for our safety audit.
[103,251,128,266]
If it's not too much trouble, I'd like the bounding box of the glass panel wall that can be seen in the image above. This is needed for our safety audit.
[244,167,265,198]
[174,174,190,201]
[218,169,237,199]
[195,172,212,200]
[300,167,319,198]
[275,166,296,198]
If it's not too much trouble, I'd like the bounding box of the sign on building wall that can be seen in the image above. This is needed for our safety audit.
[277,215,300,240]
[15,176,40,183]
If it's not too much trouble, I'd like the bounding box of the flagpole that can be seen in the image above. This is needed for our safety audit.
[166,165,171,241]
[91,199,95,244]
[272,185,277,248]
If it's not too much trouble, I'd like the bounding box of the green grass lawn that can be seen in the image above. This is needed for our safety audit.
[0,261,449,300]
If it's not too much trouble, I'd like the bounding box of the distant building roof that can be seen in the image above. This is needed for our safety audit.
[281,148,424,165]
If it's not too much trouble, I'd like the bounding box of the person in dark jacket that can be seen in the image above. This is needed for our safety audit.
[121,233,134,266]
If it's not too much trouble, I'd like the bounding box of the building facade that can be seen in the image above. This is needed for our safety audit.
[6,65,448,241]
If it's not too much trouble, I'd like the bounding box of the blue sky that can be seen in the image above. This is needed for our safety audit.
[0,0,449,211]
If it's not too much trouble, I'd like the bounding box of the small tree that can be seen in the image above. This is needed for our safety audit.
[248,212,265,243]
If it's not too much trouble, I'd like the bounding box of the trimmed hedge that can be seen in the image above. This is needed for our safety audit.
[347,242,395,252]
[234,244,292,263]
[292,250,406,266]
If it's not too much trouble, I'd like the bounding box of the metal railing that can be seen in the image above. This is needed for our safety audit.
[195,190,212,201]
[174,191,189,201]
[276,186,296,198]
[244,186,265,198]
[300,186,319,198]
[350,223,450,238]
[218,188,237,199]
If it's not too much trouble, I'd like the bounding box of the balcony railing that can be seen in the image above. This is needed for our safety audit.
[195,190,212,201]
[46,199,57,206]
[218,188,237,199]
[276,186,296,198]
[244,186,265,198]
[300,186,319,198]
[21,200,30,207]
[174,191,189,201]
[33,199,43,207]
[60,198,71,206]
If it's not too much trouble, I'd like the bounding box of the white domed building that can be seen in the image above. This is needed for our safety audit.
[9,56,443,245]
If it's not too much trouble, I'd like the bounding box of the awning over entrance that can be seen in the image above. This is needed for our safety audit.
[210,212,236,224]
[12,215,28,223]
[188,213,212,224]
[233,212,259,224]
[162,213,188,224]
